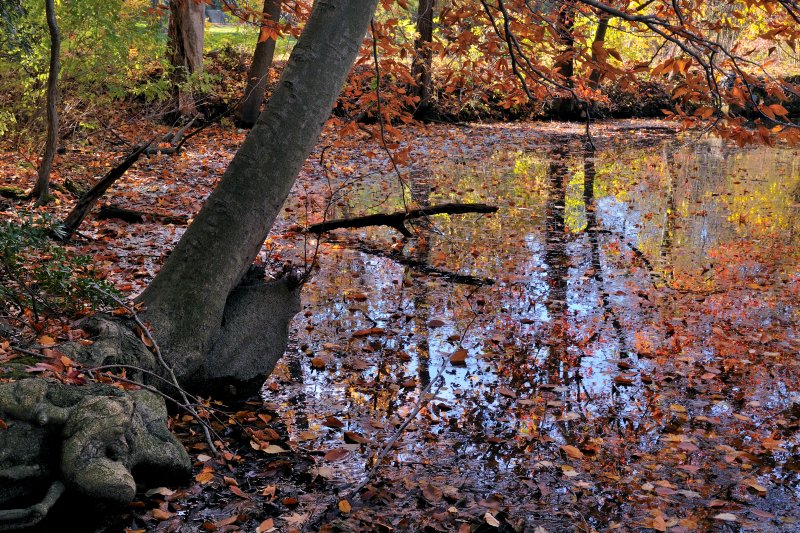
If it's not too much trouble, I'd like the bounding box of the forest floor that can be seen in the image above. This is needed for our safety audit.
[2,118,800,532]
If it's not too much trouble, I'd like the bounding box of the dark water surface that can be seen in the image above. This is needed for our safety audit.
[265,123,800,532]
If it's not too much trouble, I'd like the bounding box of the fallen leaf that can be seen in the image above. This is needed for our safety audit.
[352,327,385,337]
[344,431,369,444]
[324,447,350,461]
[560,445,584,460]
[497,386,517,398]
[38,335,56,346]
[195,470,214,484]
[323,416,344,428]
[450,348,468,364]
[745,480,767,495]
[338,499,352,513]
[152,509,174,521]
[229,485,250,499]
[261,444,288,454]
[484,512,500,527]
[256,518,275,533]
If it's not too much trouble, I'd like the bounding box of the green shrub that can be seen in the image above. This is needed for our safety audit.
[0,211,118,320]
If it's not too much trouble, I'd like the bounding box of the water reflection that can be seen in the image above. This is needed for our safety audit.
[267,127,800,529]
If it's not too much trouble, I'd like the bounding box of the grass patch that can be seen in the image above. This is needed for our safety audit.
[205,23,296,60]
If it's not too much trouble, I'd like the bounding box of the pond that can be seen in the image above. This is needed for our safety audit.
[263,121,800,532]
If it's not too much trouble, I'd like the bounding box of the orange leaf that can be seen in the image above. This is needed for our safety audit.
[560,445,584,460]
[256,518,275,533]
[450,348,467,365]
[152,509,174,521]
[324,448,350,461]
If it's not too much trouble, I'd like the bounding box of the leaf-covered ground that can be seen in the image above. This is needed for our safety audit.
[2,120,800,532]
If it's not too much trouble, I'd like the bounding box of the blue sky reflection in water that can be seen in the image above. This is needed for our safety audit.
[265,122,800,531]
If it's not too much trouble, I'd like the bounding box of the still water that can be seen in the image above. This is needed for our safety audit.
[266,123,800,531]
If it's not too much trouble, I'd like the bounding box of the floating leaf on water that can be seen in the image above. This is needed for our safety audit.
[497,386,517,398]
[450,348,468,364]
[324,447,350,461]
[344,431,369,444]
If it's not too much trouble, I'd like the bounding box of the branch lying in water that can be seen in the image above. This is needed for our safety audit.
[305,202,498,237]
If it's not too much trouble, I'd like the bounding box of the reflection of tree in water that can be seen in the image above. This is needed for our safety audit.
[407,169,432,391]
[584,145,628,358]
[543,149,570,378]
[658,145,677,282]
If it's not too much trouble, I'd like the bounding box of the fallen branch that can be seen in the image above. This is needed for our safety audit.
[59,140,154,240]
[143,115,200,155]
[0,186,27,200]
[306,202,498,237]
[96,204,189,225]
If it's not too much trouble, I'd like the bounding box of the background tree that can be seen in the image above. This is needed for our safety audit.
[411,0,436,117]
[168,0,205,117]
[235,0,281,127]
[31,0,59,204]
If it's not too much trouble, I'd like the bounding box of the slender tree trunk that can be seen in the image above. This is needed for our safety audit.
[411,0,435,118]
[168,0,205,117]
[553,0,575,82]
[139,0,380,387]
[551,0,576,117]
[236,0,281,127]
[588,13,611,89]
[33,0,60,205]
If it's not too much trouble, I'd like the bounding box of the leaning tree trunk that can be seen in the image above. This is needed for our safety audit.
[139,0,381,389]
[32,0,60,205]
[168,0,205,117]
[235,0,281,127]
[411,0,435,118]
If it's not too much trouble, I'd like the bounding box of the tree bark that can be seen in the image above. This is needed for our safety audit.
[168,0,205,117]
[139,0,381,387]
[32,0,60,205]
[411,0,435,118]
[588,13,611,89]
[236,0,281,127]
[553,0,575,82]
